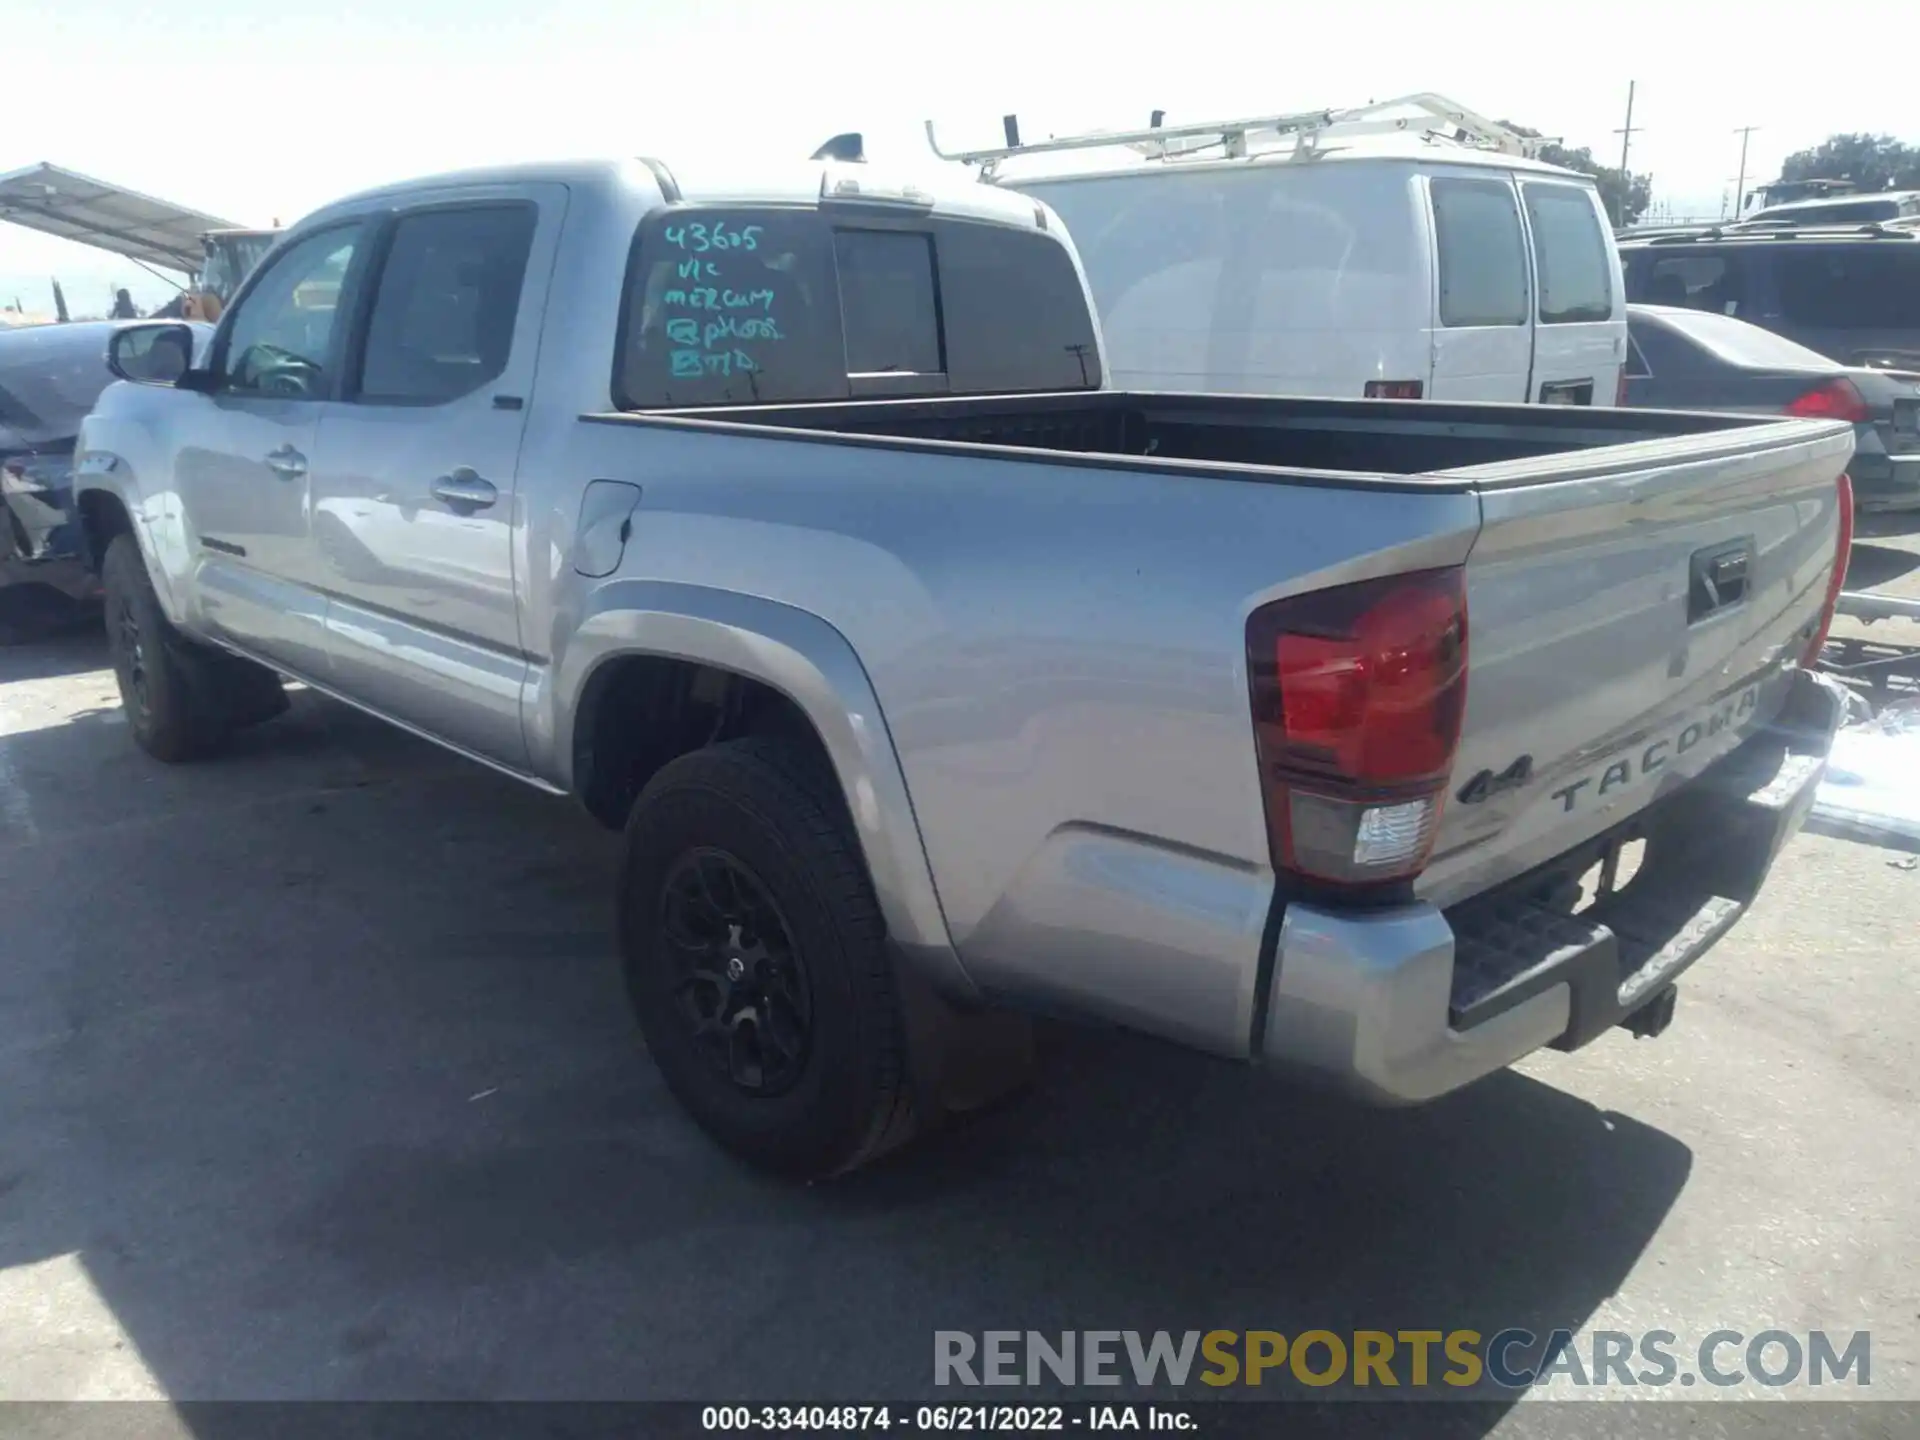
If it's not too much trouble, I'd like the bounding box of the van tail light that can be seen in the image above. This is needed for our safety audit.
[1365,379,1424,400]
[1614,369,1630,407]
[1784,378,1869,423]
[1246,567,1468,888]
[1801,472,1854,668]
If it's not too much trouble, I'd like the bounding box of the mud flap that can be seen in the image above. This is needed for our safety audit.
[889,945,1036,1148]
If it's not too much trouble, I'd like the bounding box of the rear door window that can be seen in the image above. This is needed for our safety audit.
[1430,177,1528,327]
[1522,183,1614,323]
[1777,247,1920,330]
[357,204,537,404]
[615,209,1100,407]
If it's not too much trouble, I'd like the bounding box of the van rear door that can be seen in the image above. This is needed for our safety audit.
[1425,173,1534,400]
[1519,180,1626,406]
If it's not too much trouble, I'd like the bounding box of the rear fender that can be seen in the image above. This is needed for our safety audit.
[543,580,975,1003]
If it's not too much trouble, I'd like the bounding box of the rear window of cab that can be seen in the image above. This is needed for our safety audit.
[613,207,1101,408]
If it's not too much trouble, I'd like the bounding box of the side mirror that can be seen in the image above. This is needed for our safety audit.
[108,323,197,386]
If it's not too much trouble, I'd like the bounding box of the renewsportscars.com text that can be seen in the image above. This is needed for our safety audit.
[934,1329,1871,1392]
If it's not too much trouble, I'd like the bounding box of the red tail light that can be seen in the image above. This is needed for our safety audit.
[1246,568,1468,888]
[1801,472,1854,667]
[1365,380,1424,400]
[1784,378,1869,423]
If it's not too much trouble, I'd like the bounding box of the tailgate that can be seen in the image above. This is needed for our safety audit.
[1418,417,1854,909]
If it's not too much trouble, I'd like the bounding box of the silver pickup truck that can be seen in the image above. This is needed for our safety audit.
[75,156,1855,1178]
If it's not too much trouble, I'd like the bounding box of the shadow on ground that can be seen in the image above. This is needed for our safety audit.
[1843,542,1920,592]
[0,658,1693,1425]
[0,585,101,658]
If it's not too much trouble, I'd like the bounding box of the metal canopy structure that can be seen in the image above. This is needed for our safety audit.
[0,162,241,273]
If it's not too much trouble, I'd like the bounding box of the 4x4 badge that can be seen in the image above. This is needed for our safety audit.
[1458,755,1534,805]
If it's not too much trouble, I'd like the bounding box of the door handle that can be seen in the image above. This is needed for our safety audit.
[265,445,307,480]
[430,468,498,511]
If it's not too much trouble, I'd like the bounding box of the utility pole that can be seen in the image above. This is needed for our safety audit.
[1732,125,1759,216]
[1612,82,1643,226]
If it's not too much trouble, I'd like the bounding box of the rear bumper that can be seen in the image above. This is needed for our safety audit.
[1258,667,1846,1104]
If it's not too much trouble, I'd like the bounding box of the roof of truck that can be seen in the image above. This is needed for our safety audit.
[303,156,1052,232]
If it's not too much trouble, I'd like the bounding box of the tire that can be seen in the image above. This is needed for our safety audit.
[101,535,286,761]
[618,737,912,1178]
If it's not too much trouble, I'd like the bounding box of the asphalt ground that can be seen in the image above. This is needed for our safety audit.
[0,544,1915,1434]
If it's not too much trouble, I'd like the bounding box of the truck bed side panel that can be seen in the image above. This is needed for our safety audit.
[536,421,1480,1055]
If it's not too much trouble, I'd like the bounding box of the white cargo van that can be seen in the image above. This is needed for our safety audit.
[929,95,1629,405]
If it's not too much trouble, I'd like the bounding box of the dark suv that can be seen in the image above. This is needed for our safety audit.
[1619,226,1920,371]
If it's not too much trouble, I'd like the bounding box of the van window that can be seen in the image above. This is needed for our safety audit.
[1776,247,1920,330]
[1523,183,1613,324]
[614,209,1098,408]
[834,229,943,377]
[1430,177,1528,327]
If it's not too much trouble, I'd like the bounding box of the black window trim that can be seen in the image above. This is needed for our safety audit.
[1522,180,1615,326]
[209,219,375,402]
[1429,174,1531,330]
[340,197,542,409]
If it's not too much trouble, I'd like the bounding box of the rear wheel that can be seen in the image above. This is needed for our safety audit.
[618,737,913,1178]
[101,535,287,761]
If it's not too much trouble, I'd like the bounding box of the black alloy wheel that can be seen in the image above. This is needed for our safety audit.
[660,847,814,1097]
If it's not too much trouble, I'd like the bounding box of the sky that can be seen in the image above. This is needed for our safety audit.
[5,0,1916,316]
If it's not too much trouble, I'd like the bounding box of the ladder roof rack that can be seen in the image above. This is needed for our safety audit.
[925,94,1548,181]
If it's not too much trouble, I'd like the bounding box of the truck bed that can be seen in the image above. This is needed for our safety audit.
[584,385,1852,965]
[604,389,1782,487]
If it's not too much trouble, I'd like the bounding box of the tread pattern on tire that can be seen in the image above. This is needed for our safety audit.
[102,535,231,762]
[101,536,287,758]
[623,736,915,1177]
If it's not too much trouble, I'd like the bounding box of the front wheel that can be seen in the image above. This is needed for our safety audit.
[100,535,287,761]
[618,738,913,1178]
